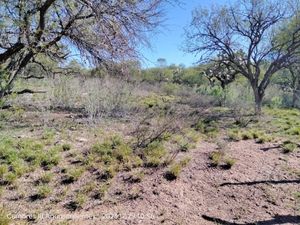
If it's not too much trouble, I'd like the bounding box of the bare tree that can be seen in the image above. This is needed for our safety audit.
[185,0,300,114]
[0,0,171,101]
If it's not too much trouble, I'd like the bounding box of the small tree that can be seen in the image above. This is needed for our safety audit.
[204,56,238,106]
[185,0,300,114]
[0,0,170,102]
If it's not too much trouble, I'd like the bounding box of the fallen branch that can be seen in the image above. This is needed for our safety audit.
[14,89,46,95]
[4,89,47,96]
[21,75,45,80]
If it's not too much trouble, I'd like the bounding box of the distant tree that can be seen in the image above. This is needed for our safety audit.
[0,0,170,102]
[157,58,168,68]
[204,56,239,105]
[205,56,238,90]
[185,0,300,114]
[156,58,168,82]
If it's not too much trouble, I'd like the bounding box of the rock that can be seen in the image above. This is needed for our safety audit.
[76,137,88,143]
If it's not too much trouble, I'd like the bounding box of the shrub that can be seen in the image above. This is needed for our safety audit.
[83,77,133,119]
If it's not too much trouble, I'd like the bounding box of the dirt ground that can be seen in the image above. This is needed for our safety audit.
[3,126,299,225]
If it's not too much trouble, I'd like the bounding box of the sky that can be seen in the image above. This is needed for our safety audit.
[140,0,226,68]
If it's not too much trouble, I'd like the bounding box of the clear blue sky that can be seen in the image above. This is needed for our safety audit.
[140,0,226,68]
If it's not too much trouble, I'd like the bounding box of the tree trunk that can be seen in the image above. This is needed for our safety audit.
[251,84,264,115]
[292,78,300,108]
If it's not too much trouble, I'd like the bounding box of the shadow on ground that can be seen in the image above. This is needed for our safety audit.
[220,179,300,186]
[202,215,300,225]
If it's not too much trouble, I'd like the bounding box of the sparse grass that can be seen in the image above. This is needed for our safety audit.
[194,119,219,139]
[227,128,273,144]
[40,147,60,169]
[224,158,236,169]
[128,187,141,200]
[209,151,224,167]
[62,143,71,151]
[38,172,53,184]
[0,165,8,178]
[94,182,110,199]
[127,171,145,183]
[37,185,52,198]
[74,192,87,208]
[3,172,17,185]
[165,163,181,180]
[165,157,191,181]
[228,129,242,141]
[0,206,11,225]
[82,182,97,194]
[209,150,236,169]
[281,141,298,153]
[255,134,273,144]
[41,128,56,144]
[143,141,167,167]
[64,167,85,183]
[88,135,144,175]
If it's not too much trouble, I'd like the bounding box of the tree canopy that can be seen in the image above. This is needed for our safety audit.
[185,0,300,113]
[0,0,170,99]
